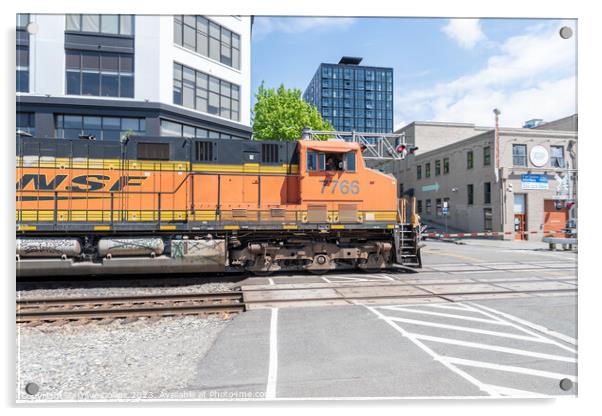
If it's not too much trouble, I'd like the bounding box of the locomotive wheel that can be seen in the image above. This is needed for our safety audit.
[308,268,329,275]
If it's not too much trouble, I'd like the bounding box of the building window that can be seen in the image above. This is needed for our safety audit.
[173,16,240,70]
[16,45,29,93]
[443,157,449,174]
[65,50,134,97]
[467,150,474,169]
[425,162,431,178]
[484,182,491,204]
[417,200,422,214]
[17,14,30,29]
[173,62,240,122]
[512,144,527,166]
[436,198,442,216]
[416,165,422,180]
[55,115,145,140]
[65,15,134,36]
[467,184,474,205]
[435,160,441,176]
[551,145,565,168]
[160,119,243,140]
[483,146,491,166]
[484,208,493,231]
[425,199,432,215]
[16,112,35,136]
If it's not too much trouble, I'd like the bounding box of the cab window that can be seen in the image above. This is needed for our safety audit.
[346,152,356,172]
[307,151,317,171]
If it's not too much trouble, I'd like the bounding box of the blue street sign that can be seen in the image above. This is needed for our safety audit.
[521,174,548,190]
[442,207,449,215]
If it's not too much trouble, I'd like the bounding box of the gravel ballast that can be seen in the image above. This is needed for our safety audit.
[16,315,231,401]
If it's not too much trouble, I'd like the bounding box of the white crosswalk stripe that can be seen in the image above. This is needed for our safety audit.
[366,301,577,397]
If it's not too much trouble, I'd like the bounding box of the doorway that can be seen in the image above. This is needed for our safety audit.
[514,194,527,240]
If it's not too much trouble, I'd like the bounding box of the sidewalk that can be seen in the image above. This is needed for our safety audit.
[458,238,575,251]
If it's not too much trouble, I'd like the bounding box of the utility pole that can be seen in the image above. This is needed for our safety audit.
[493,108,501,183]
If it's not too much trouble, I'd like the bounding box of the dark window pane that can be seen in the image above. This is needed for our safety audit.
[103,117,121,129]
[197,16,208,33]
[232,33,240,48]
[84,129,102,140]
[82,72,100,95]
[101,53,119,71]
[66,71,81,94]
[64,115,82,129]
[66,50,80,69]
[16,46,29,67]
[16,70,29,92]
[83,116,101,129]
[121,118,139,131]
[173,80,182,105]
[82,52,99,70]
[119,75,134,97]
[101,73,119,96]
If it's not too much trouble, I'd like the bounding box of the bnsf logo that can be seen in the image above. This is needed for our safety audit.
[16,174,148,192]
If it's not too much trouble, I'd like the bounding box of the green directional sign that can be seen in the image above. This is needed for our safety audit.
[422,183,440,192]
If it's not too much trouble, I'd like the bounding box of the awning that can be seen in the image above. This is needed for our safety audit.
[304,141,359,153]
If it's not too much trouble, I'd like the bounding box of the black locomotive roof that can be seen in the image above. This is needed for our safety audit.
[16,136,300,166]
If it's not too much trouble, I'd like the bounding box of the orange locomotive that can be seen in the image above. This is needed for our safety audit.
[16,135,421,277]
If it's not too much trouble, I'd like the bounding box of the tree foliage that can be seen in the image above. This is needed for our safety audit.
[252,83,333,141]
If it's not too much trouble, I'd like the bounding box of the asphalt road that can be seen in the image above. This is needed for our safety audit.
[188,240,577,399]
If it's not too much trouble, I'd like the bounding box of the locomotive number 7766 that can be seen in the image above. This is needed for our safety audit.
[319,179,360,195]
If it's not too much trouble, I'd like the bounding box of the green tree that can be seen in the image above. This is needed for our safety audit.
[252,83,333,141]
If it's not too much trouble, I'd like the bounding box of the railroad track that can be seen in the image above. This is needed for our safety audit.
[16,291,245,324]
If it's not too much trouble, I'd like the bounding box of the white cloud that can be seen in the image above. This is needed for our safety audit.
[253,17,356,40]
[441,19,486,49]
[396,21,576,128]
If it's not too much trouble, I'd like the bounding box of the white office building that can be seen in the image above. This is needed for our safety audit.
[17,14,253,140]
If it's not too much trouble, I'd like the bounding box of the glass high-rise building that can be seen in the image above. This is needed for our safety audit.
[303,57,393,133]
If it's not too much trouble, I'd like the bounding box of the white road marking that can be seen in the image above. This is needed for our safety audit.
[385,316,553,343]
[422,303,474,312]
[265,308,279,399]
[268,278,275,285]
[380,306,511,325]
[442,356,577,382]
[320,276,332,284]
[461,303,577,354]
[481,384,550,398]
[410,333,576,363]
[366,305,501,396]
[468,302,577,346]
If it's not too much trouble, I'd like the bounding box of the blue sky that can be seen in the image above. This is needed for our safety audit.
[251,17,576,129]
